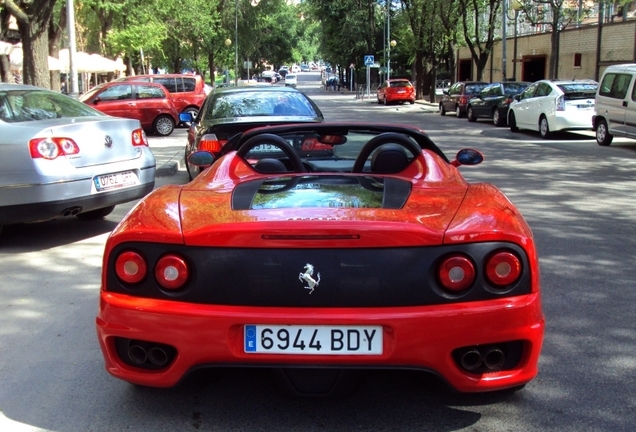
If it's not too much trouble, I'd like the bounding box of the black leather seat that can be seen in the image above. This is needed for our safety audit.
[370,144,410,174]
[254,158,287,173]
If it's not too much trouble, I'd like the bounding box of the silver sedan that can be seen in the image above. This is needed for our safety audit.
[0,83,156,236]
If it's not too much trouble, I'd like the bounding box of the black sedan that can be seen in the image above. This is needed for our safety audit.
[181,85,324,180]
[466,81,531,126]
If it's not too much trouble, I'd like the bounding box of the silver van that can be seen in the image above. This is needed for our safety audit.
[593,64,636,146]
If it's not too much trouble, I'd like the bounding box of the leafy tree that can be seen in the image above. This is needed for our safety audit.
[458,0,503,81]
[2,0,58,88]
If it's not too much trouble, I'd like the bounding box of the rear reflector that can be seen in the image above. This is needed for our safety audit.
[438,255,475,292]
[485,251,521,287]
[155,254,189,290]
[115,251,147,284]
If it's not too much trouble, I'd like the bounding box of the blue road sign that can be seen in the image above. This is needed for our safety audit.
[364,55,374,66]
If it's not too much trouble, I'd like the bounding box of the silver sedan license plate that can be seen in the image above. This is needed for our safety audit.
[94,171,139,192]
[244,324,382,355]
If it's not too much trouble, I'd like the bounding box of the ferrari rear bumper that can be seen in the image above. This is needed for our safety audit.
[96,292,544,393]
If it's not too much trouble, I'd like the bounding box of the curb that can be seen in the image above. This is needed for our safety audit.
[156,161,180,177]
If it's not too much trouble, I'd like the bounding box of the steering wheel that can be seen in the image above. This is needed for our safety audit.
[352,132,422,173]
[236,133,306,173]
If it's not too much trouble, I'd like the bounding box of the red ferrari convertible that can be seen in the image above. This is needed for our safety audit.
[96,123,544,394]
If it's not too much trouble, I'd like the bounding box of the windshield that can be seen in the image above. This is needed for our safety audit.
[206,90,317,118]
[0,89,104,123]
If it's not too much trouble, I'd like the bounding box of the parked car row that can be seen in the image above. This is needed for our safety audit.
[440,79,600,140]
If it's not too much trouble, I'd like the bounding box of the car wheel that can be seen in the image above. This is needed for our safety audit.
[153,115,175,136]
[456,105,464,118]
[539,115,551,139]
[181,107,199,126]
[509,111,519,132]
[76,206,115,221]
[596,119,613,146]
[467,106,476,122]
[493,108,504,127]
[439,103,446,115]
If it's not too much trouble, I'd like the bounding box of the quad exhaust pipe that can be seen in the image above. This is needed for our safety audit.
[127,342,171,367]
[61,206,82,217]
[458,345,507,372]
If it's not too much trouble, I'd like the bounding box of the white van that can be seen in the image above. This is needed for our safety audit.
[593,63,636,146]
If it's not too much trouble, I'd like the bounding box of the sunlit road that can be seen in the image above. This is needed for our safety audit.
[2,81,636,431]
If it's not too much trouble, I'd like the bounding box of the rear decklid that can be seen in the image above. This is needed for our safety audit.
[179,175,469,247]
[28,116,144,168]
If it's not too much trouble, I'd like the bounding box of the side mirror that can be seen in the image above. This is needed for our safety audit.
[188,150,215,168]
[179,112,193,123]
[93,97,101,104]
[443,90,449,95]
[513,94,521,102]
[451,149,484,167]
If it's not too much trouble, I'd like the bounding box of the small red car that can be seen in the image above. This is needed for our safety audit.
[117,74,210,121]
[80,81,179,136]
[96,123,544,395]
[377,79,415,105]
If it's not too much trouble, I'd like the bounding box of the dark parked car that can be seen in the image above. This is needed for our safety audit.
[80,81,180,136]
[181,85,324,180]
[439,81,489,118]
[466,81,531,126]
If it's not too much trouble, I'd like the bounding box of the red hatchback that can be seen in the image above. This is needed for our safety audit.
[80,82,179,136]
[377,79,415,105]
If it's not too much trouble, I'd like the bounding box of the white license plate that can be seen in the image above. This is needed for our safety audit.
[577,104,593,109]
[244,325,382,355]
[94,171,139,192]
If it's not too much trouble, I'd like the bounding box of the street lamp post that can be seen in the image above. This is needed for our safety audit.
[388,40,396,80]
[504,0,524,82]
[224,38,232,85]
[234,0,238,86]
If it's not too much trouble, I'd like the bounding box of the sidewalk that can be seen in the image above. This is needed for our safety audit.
[147,134,186,177]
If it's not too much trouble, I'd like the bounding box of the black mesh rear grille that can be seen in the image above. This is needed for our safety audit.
[107,242,532,307]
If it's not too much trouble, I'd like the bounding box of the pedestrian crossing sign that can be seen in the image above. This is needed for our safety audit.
[364,55,374,66]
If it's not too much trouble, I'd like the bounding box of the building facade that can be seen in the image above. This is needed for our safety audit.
[456,15,636,83]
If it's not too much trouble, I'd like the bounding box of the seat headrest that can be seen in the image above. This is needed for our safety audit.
[254,158,287,173]
[370,144,410,174]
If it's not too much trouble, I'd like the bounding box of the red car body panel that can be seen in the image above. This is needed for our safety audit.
[377,79,416,104]
[97,293,542,391]
[96,123,544,393]
[81,82,179,131]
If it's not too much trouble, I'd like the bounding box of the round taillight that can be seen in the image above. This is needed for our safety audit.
[155,254,189,290]
[485,251,521,287]
[438,256,475,292]
[115,251,147,284]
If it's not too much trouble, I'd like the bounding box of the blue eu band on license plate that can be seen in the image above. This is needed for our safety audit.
[244,325,383,355]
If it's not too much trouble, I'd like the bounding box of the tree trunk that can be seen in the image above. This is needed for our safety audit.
[415,49,425,100]
[0,56,12,83]
[18,20,51,88]
[208,51,215,87]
